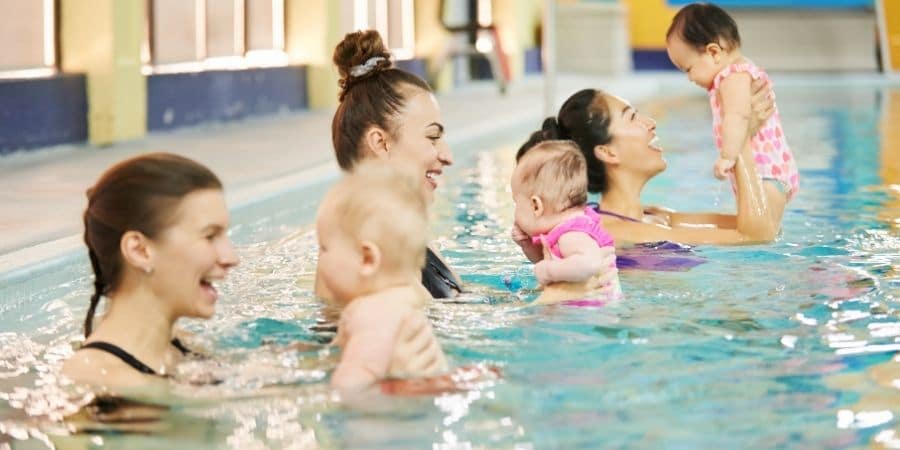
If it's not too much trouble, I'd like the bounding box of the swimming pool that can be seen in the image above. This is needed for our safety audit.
[1,80,898,449]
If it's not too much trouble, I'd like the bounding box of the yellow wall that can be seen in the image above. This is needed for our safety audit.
[415,0,543,90]
[286,0,342,109]
[60,0,146,145]
[622,0,677,49]
[882,0,900,71]
[494,0,542,80]
[414,0,451,90]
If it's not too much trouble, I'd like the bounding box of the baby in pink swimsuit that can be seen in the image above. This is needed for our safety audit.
[510,140,622,304]
[666,3,799,210]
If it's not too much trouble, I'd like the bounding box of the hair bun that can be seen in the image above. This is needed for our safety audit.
[333,30,393,98]
[540,117,567,140]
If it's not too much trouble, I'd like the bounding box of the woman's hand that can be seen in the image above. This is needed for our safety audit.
[749,78,775,135]
[388,313,445,378]
[584,246,618,291]
[380,364,501,396]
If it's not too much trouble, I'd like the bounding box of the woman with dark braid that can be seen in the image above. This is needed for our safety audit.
[61,153,239,388]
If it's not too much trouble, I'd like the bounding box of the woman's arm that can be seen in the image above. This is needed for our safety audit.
[625,76,779,243]
[607,144,777,244]
[668,212,737,229]
[643,206,736,229]
[715,72,753,178]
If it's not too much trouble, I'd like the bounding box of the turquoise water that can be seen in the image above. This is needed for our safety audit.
[1,83,898,449]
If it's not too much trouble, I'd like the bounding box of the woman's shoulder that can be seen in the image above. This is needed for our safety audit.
[61,347,156,389]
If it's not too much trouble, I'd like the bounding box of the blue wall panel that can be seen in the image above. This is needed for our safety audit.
[633,49,678,71]
[395,58,429,80]
[147,66,308,131]
[0,74,87,154]
[525,47,542,74]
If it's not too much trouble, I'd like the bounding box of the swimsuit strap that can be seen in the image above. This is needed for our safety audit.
[79,341,161,376]
[590,203,640,223]
[170,337,194,356]
[78,338,190,377]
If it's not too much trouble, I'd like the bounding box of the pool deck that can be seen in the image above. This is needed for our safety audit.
[1,71,894,276]
[0,72,678,276]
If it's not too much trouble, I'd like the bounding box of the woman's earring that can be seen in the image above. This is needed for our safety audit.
[144,266,154,275]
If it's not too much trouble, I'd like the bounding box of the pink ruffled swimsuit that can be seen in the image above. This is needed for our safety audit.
[709,62,799,201]
[531,206,614,258]
[531,207,620,306]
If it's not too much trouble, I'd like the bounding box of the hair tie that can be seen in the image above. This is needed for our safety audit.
[350,56,387,77]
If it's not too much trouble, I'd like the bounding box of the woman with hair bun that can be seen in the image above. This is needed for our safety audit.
[324,29,460,300]
[312,29,511,390]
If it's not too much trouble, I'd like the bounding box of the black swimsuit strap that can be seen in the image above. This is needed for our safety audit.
[170,337,193,356]
[79,341,160,376]
[78,338,191,377]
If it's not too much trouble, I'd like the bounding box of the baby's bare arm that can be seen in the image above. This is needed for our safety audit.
[535,233,615,284]
[718,72,754,162]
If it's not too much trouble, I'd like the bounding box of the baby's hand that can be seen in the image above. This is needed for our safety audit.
[510,222,530,244]
[714,157,736,180]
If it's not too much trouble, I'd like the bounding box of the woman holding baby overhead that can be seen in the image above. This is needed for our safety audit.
[515,82,781,248]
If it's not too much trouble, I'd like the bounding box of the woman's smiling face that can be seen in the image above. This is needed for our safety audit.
[146,188,239,320]
[383,89,454,204]
[602,94,667,178]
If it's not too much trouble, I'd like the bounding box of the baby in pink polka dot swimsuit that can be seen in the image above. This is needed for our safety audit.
[666,3,799,208]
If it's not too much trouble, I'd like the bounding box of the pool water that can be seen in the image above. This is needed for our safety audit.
[1,82,898,449]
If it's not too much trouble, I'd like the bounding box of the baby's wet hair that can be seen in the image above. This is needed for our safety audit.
[514,140,589,214]
[667,3,741,51]
[325,159,428,273]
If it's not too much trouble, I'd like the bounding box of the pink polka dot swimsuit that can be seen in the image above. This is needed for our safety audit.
[709,62,799,201]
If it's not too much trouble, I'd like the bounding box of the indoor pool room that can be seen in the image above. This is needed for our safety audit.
[1,0,898,449]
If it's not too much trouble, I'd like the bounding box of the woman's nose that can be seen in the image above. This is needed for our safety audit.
[639,113,656,130]
[438,143,453,166]
[219,239,240,268]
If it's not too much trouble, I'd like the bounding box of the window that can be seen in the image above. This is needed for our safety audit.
[352,0,415,60]
[0,0,56,77]
[147,0,286,73]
